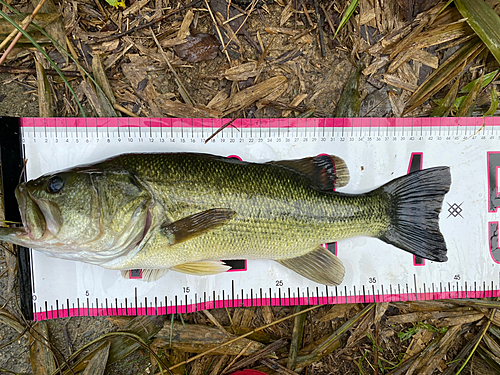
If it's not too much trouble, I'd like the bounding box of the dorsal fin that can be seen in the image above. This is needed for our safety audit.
[268,154,350,190]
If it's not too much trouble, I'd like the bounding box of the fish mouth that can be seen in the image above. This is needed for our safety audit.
[15,184,62,240]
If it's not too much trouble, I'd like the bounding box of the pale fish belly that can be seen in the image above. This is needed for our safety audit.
[104,214,372,270]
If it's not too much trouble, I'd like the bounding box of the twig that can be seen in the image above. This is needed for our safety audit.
[150,27,194,106]
[0,0,48,65]
[114,103,139,117]
[94,0,203,43]
[222,338,289,374]
[204,0,231,64]
[256,35,275,68]
[0,65,106,77]
[221,341,254,373]
[205,118,238,144]
[312,0,325,57]
[261,358,299,375]
[220,0,259,54]
[167,304,322,371]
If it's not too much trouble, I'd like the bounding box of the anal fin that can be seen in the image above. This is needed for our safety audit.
[276,246,345,286]
[172,260,231,275]
[121,269,168,282]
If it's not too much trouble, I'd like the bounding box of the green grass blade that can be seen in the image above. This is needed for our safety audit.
[460,69,499,93]
[431,75,461,117]
[333,0,360,40]
[456,71,484,116]
[484,86,499,116]
[454,0,500,65]
[0,9,86,116]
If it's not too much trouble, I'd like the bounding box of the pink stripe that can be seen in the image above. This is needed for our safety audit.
[20,117,500,129]
[33,288,500,320]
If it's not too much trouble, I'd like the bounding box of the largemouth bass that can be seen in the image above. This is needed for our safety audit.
[0,153,451,285]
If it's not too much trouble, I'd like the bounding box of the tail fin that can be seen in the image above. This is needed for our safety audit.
[378,167,451,262]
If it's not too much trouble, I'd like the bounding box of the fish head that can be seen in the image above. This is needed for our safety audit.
[16,170,99,243]
[14,167,154,261]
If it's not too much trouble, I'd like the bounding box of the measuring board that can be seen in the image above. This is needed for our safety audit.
[1,116,500,321]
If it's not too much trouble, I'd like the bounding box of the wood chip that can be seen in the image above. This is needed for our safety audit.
[154,97,222,118]
[412,49,439,69]
[405,329,435,357]
[122,0,150,16]
[387,309,480,325]
[177,10,194,40]
[363,55,390,76]
[231,308,256,328]
[209,355,229,375]
[224,62,262,81]
[207,90,229,108]
[203,310,231,337]
[261,306,281,336]
[436,313,484,327]
[283,93,308,117]
[154,321,266,355]
[280,0,294,26]
[92,53,116,108]
[212,76,287,114]
[31,0,67,62]
[381,74,418,92]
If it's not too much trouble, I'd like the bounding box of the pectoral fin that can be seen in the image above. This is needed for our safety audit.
[268,154,350,190]
[172,260,231,275]
[276,246,345,286]
[161,208,236,245]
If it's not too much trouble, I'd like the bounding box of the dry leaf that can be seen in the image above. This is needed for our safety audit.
[30,321,56,375]
[35,59,54,118]
[174,33,220,63]
[82,342,110,375]
[31,0,67,62]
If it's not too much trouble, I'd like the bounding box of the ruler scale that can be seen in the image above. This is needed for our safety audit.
[1,116,500,321]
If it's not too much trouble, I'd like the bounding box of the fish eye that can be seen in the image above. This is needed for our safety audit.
[47,176,64,193]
